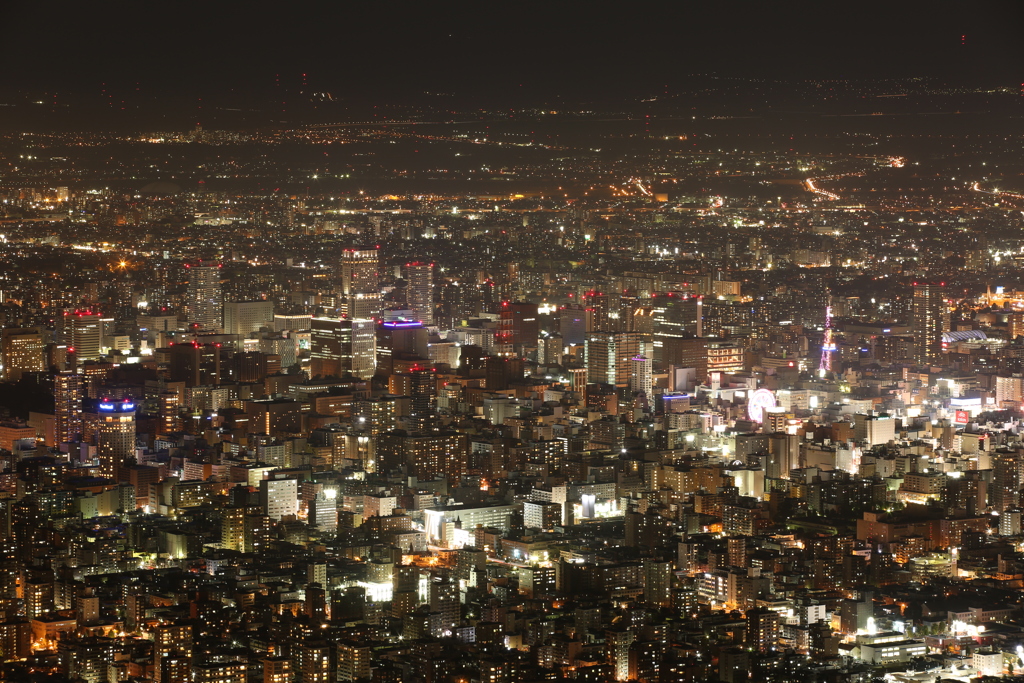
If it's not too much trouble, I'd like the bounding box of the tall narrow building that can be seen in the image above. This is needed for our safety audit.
[341,247,381,319]
[911,283,948,365]
[64,311,103,362]
[186,263,223,331]
[96,398,136,480]
[54,372,83,444]
[403,262,435,326]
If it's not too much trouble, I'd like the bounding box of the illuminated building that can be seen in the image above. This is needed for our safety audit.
[706,341,744,376]
[341,247,381,319]
[64,311,102,362]
[294,640,333,683]
[96,398,136,480]
[746,608,780,652]
[911,284,948,365]
[0,327,45,381]
[260,477,298,521]
[192,661,246,683]
[376,320,428,375]
[337,641,371,681]
[223,299,274,336]
[54,372,83,444]
[168,342,222,386]
[403,262,434,326]
[185,263,223,331]
[585,332,647,387]
[378,431,465,482]
[628,355,652,402]
[262,657,292,683]
[310,317,376,379]
[153,624,192,683]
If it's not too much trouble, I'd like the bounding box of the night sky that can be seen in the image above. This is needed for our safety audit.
[3,0,1023,104]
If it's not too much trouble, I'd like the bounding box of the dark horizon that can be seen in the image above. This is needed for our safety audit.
[4,0,1023,108]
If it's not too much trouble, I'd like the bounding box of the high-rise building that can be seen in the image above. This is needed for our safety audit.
[96,398,136,480]
[341,247,381,319]
[992,450,1024,513]
[376,320,428,375]
[223,300,274,336]
[746,608,780,652]
[153,624,192,683]
[403,262,434,326]
[496,301,539,349]
[310,317,376,379]
[1,328,46,381]
[186,264,223,331]
[911,283,948,365]
[168,342,222,387]
[585,332,647,387]
[629,355,653,401]
[54,372,83,444]
[64,311,102,362]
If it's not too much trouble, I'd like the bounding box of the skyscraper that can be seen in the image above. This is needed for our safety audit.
[54,372,83,444]
[64,311,102,362]
[404,262,434,326]
[585,332,647,387]
[186,264,223,331]
[1,328,46,381]
[629,355,653,401]
[496,301,539,349]
[96,398,136,480]
[341,247,381,319]
[911,283,948,365]
[310,317,376,379]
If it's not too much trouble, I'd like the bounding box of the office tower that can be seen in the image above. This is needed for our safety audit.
[168,342,222,386]
[559,305,587,347]
[1,328,46,381]
[222,300,274,336]
[403,262,434,325]
[310,317,376,379]
[185,263,223,331]
[341,247,381,319]
[911,283,948,365]
[64,311,102,361]
[706,341,744,377]
[662,336,708,384]
[629,355,653,401]
[585,331,647,387]
[485,356,524,391]
[54,372,83,444]
[96,398,136,480]
[274,313,313,332]
[377,320,428,375]
[583,290,622,332]
[496,301,539,348]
